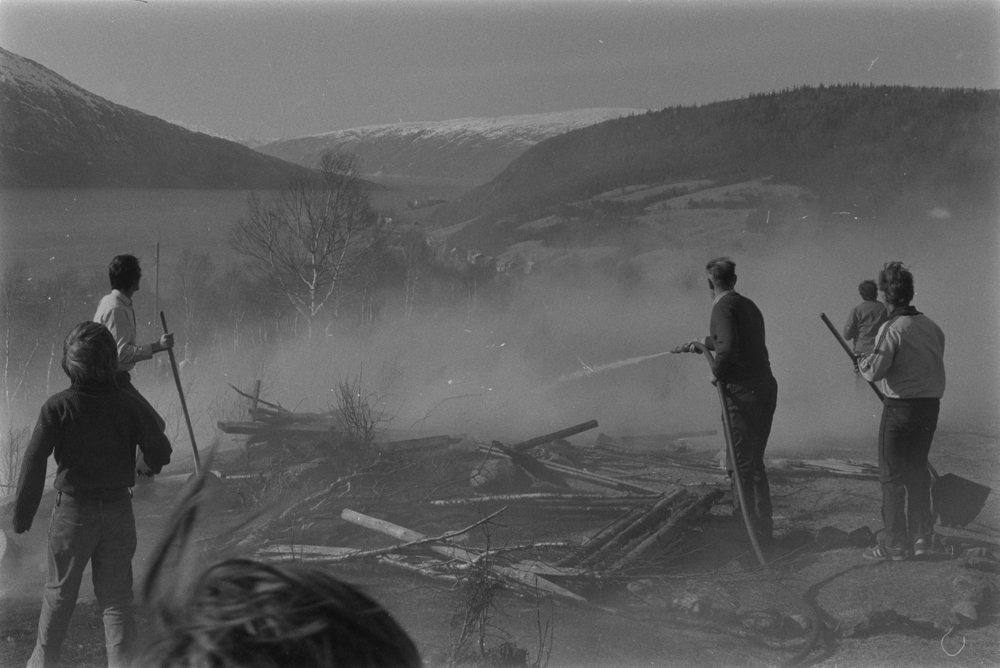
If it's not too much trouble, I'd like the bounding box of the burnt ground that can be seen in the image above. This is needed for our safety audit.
[1,429,998,668]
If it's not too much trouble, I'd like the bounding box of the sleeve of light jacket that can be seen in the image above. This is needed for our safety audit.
[858,321,896,382]
[709,301,739,379]
[12,403,59,533]
[97,305,153,367]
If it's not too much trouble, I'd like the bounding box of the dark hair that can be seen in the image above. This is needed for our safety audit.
[140,559,421,668]
[705,257,736,289]
[62,322,118,386]
[109,254,141,291]
[858,280,878,301]
[878,261,914,307]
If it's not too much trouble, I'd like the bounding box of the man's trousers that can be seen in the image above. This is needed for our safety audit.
[878,398,939,551]
[722,375,778,541]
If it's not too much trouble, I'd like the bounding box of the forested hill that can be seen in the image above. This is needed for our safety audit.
[438,85,1000,224]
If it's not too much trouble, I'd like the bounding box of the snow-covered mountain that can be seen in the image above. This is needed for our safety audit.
[0,47,313,188]
[256,109,646,185]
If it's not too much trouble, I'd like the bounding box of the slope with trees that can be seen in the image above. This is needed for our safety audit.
[438,85,1000,227]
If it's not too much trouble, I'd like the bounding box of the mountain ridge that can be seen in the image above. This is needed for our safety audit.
[0,47,316,188]
[256,108,645,185]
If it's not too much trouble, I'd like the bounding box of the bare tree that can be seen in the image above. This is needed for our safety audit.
[229,152,387,338]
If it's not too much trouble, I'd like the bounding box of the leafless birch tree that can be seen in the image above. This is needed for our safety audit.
[229,151,387,337]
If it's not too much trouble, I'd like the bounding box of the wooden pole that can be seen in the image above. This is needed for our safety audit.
[508,419,599,453]
[154,242,159,328]
[820,312,886,402]
[160,312,201,474]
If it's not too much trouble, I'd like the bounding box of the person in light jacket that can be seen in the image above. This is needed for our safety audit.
[858,261,945,561]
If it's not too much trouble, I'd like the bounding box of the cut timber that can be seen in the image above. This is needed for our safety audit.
[430,493,659,506]
[576,488,691,569]
[556,503,652,567]
[508,420,599,453]
[477,443,661,494]
[256,545,358,562]
[341,508,587,604]
[608,488,723,572]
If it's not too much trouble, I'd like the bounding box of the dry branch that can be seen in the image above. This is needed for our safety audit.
[341,508,588,603]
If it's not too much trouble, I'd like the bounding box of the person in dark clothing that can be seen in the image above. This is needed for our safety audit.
[843,279,888,369]
[676,257,778,542]
[12,322,173,668]
[858,262,945,560]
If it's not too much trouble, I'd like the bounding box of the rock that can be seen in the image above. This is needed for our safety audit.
[815,526,850,549]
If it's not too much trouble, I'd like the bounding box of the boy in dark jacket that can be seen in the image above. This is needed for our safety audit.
[13,322,172,668]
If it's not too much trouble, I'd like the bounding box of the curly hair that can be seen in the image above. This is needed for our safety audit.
[61,322,118,386]
[877,261,914,307]
[139,554,420,668]
[858,279,878,301]
[109,254,142,292]
[705,257,736,289]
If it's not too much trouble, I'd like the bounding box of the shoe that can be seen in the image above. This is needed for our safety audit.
[913,538,929,557]
[863,545,907,561]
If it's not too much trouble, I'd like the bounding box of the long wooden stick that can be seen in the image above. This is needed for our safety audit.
[160,312,200,474]
[820,312,885,402]
[508,419,599,453]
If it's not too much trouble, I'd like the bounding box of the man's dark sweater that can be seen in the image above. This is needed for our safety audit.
[709,292,773,383]
[13,383,172,533]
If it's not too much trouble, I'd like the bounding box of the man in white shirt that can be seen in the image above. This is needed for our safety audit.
[94,254,174,432]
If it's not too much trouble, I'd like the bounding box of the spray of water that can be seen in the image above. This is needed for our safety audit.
[556,351,673,383]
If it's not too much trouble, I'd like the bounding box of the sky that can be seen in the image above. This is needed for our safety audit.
[1,0,998,141]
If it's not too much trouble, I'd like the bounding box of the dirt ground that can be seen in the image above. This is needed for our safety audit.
[2,429,998,668]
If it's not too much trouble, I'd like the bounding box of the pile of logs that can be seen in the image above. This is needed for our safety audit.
[557,487,723,574]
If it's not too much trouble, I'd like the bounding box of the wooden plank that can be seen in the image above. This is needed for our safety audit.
[340,509,588,603]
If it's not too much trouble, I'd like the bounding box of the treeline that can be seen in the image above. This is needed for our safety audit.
[446,84,1000,223]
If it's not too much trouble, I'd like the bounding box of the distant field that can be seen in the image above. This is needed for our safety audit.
[0,188,252,278]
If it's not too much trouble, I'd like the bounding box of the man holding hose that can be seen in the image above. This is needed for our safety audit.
[676,257,778,544]
[858,261,945,561]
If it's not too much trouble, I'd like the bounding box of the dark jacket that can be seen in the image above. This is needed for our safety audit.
[13,382,172,533]
[709,292,773,384]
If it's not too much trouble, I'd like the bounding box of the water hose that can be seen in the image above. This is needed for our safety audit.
[673,342,768,567]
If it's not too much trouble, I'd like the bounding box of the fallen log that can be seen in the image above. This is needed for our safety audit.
[508,420,599,453]
[555,503,653,568]
[576,488,691,570]
[608,488,724,572]
[340,508,588,604]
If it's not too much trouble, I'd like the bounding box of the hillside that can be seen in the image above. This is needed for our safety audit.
[438,85,1000,232]
[0,47,316,188]
[256,109,644,185]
